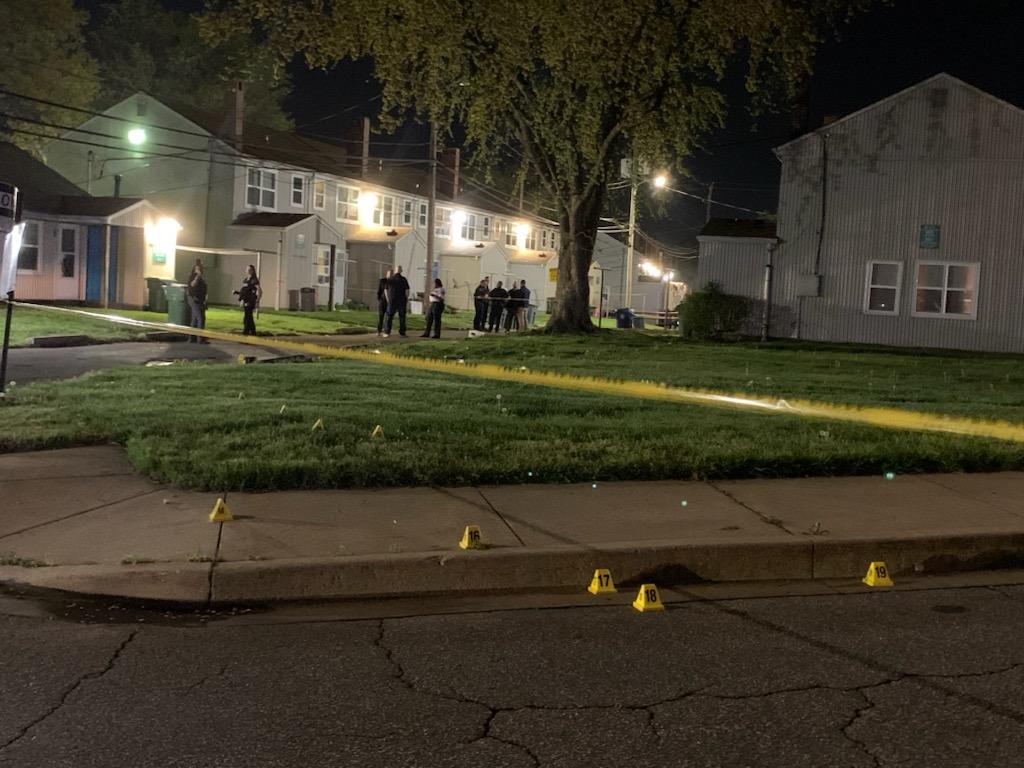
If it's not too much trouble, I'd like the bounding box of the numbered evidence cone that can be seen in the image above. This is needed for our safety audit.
[209,498,233,523]
[370,424,385,439]
[459,525,484,550]
[632,583,665,612]
[311,418,325,431]
[863,561,894,588]
[588,568,617,595]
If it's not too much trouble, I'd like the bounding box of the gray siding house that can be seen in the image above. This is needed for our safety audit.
[41,90,622,314]
[698,74,1024,353]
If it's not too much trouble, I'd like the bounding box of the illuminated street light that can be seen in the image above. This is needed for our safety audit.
[653,174,667,188]
[127,128,146,146]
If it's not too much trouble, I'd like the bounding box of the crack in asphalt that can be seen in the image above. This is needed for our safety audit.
[0,627,140,753]
[181,662,229,695]
[840,689,884,768]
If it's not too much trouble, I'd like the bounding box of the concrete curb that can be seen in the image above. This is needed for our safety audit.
[4,532,1024,604]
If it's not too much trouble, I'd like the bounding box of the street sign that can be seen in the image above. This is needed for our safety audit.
[0,182,18,235]
[920,224,940,249]
[0,221,25,296]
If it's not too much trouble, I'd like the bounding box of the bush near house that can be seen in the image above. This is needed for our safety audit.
[678,283,750,340]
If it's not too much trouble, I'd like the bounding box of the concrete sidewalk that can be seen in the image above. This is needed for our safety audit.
[2,446,1024,604]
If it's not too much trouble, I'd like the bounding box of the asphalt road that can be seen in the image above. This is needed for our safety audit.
[1,578,1023,768]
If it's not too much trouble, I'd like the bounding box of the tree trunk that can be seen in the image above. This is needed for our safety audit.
[545,184,606,333]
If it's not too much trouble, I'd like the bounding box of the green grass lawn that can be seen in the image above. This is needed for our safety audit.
[395,333,1024,422]
[0,303,481,346]
[2,332,1023,490]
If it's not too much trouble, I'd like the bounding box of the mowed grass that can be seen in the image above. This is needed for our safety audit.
[2,351,1023,491]
[397,333,1024,422]
[1,303,479,346]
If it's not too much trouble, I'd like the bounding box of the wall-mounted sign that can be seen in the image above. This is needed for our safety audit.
[920,224,941,249]
[151,250,167,265]
[295,233,306,250]
[548,268,558,282]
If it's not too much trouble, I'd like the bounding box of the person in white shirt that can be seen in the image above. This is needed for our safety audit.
[422,278,446,339]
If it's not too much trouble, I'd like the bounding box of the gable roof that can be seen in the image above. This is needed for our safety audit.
[698,218,777,239]
[0,142,146,219]
[231,212,314,229]
[775,73,1024,154]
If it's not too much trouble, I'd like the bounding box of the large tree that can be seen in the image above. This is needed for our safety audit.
[91,0,293,131]
[205,0,869,332]
[0,0,100,155]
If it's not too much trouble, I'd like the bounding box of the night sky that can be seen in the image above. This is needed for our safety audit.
[82,0,1023,249]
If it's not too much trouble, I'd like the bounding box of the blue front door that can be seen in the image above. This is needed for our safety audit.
[85,226,118,304]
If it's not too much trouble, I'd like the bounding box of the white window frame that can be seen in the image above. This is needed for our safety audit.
[401,199,414,226]
[540,229,548,249]
[246,168,277,210]
[505,221,517,248]
[336,184,359,223]
[59,225,78,278]
[372,195,396,227]
[912,261,980,320]
[435,206,452,239]
[461,213,478,241]
[525,229,537,251]
[291,175,305,208]
[418,202,428,228]
[312,180,326,211]
[481,216,492,240]
[862,260,903,315]
[18,221,41,273]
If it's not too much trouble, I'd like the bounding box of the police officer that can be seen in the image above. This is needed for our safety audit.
[422,278,446,339]
[487,280,508,332]
[376,269,391,336]
[384,265,410,337]
[233,264,261,336]
[472,279,489,331]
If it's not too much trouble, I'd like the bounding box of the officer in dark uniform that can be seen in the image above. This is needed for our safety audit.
[472,279,489,331]
[233,264,261,335]
[384,265,410,337]
[376,269,391,336]
[487,281,508,332]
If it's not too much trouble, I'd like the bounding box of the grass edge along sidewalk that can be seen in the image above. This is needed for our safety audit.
[8,300,1024,446]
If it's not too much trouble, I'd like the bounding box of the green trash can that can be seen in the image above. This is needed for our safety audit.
[146,277,168,312]
[164,283,190,326]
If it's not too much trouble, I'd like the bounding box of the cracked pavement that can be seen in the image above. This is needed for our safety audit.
[2,582,1024,767]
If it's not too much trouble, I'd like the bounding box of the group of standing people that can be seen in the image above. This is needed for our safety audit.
[376,265,447,339]
[473,277,532,333]
[185,259,262,342]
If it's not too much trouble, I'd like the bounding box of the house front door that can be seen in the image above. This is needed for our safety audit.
[85,225,118,304]
[54,226,81,300]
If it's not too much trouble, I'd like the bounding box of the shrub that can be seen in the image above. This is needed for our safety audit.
[677,282,750,340]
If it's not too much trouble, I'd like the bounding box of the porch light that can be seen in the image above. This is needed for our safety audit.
[127,128,146,145]
[640,260,663,279]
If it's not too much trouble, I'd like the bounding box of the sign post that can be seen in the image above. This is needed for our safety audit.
[0,182,22,397]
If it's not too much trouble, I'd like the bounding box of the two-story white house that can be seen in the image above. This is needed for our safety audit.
[41,88,616,314]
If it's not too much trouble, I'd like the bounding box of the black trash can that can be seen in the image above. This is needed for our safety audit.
[299,286,317,312]
[146,277,168,312]
[614,308,635,329]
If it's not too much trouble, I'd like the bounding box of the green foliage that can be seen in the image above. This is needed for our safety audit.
[203,0,876,330]
[0,0,100,154]
[678,283,751,340]
[90,0,292,130]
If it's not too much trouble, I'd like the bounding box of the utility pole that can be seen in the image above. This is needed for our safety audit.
[705,181,715,223]
[625,173,638,310]
[425,121,437,315]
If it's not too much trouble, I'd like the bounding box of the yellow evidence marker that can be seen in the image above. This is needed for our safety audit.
[459,525,484,550]
[311,418,325,431]
[371,424,385,438]
[209,498,233,523]
[863,561,894,588]
[632,583,665,612]
[588,569,617,595]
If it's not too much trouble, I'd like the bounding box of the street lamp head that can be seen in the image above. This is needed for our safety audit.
[653,174,667,189]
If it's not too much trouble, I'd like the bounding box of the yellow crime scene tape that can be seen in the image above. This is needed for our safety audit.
[10,300,1024,444]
